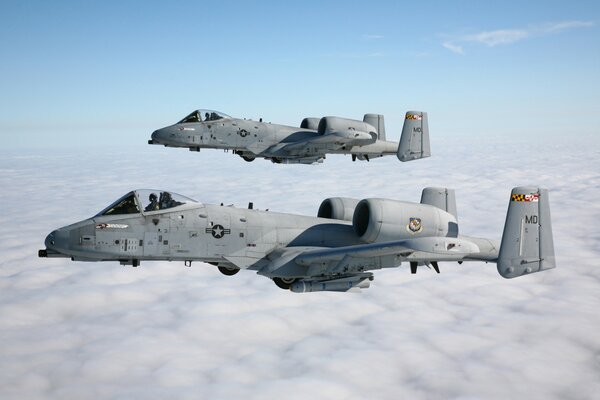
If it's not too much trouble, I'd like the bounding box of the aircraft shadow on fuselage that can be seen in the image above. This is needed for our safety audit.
[279,130,321,143]
[287,223,360,248]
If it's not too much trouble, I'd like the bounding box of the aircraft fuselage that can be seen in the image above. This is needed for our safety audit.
[43,202,359,270]
[40,189,500,281]
[150,114,399,163]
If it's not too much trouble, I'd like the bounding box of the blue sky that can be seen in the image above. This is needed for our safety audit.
[1,0,599,148]
[2,3,600,398]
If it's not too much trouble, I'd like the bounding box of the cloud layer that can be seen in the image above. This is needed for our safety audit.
[1,134,600,399]
[443,20,594,54]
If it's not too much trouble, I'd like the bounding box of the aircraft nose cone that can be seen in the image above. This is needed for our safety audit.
[150,130,160,144]
[45,229,69,251]
[45,230,56,248]
[150,128,173,145]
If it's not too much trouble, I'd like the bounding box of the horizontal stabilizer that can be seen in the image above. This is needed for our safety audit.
[397,111,430,162]
[497,187,556,278]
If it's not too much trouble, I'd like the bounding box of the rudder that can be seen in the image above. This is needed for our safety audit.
[497,187,556,278]
[397,111,430,162]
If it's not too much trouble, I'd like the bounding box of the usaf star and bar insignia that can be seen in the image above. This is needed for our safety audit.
[205,224,231,239]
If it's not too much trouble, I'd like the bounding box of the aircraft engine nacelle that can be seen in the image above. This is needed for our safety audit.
[352,199,459,243]
[300,117,320,130]
[317,197,360,221]
[318,117,377,136]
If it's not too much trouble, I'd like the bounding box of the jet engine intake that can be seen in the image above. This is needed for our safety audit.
[317,197,360,221]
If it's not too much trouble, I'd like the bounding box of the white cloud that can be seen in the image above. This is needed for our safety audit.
[540,20,595,33]
[465,29,529,46]
[1,134,600,399]
[442,41,464,55]
[443,20,594,54]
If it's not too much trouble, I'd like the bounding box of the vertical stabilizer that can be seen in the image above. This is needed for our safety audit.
[397,111,430,161]
[420,187,457,220]
[497,187,556,278]
[363,114,386,141]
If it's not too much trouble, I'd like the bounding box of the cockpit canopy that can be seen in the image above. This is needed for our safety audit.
[96,190,198,216]
[178,109,232,124]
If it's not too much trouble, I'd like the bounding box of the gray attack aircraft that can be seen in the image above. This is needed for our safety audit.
[39,187,555,293]
[148,109,431,164]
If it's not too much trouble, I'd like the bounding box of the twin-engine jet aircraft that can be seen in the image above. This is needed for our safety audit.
[39,187,555,293]
[148,109,431,164]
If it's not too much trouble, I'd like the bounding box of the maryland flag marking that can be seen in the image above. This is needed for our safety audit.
[511,193,539,202]
[405,113,422,120]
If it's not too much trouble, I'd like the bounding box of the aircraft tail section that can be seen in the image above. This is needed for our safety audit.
[397,111,430,161]
[497,187,556,278]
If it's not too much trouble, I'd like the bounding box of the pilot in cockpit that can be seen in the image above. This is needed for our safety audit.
[181,111,202,123]
[145,193,159,212]
[205,112,210,121]
[159,192,170,209]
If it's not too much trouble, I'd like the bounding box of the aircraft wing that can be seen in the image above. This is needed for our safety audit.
[277,130,377,155]
[291,237,485,276]
[244,133,360,159]
[246,140,274,155]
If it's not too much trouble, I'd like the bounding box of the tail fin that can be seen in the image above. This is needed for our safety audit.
[363,114,386,141]
[420,187,458,220]
[397,111,430,161]
[497,187,556,278]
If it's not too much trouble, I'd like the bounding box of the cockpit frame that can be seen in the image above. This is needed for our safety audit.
[95,190,199,217]
[178,109,232,124]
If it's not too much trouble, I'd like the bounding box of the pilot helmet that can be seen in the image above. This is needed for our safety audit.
[149,193,157,201]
